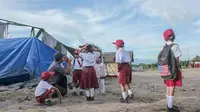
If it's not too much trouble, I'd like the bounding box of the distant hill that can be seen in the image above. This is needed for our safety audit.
[133,58,156,64]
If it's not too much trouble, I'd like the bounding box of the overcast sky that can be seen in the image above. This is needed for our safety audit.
[1,0,200,61]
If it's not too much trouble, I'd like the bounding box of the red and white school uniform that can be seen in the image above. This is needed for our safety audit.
[190,62,194,68]
[195,62,198,68]
[71,57,83,85]
[79,52,100,89]
[35,80,55,103]
[115,48,132,84]
[164,41,182,87]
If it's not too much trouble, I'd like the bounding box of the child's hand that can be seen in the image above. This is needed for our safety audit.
[63,56,69,61]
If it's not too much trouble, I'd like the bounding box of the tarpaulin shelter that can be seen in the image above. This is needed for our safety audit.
[0,38,56,85]
[0,19,75,85]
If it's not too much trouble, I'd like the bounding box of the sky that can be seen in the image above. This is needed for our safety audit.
[0,0,200,63]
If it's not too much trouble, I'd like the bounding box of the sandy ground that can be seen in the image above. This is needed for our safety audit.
[0,69,200,112]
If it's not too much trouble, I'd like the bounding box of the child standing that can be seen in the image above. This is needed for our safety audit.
[94,57,107,93]
[163,29,182,112]
[35,71,62,105]
[71,50,84,96]
[79,44,100,101]
[112,39,133,103]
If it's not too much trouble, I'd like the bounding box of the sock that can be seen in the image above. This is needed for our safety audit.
[85,90,90,97]
[73,87,77,93]
[166,94,168,104]
[90,88,94,97]
[101,79,105,93]
[168,96,174,108]
[127,89,133,95]
[122,92,127,99]
[79,88,83,92]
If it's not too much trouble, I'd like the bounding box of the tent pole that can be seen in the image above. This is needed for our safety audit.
[0,18,42,30]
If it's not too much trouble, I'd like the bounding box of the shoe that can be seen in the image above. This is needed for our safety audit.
[90,97,94,101]
[68,83,73,90]
[127,94,134,100]
[173,105,179,109]
[86,97,90,101]
[120,98,128,103]
[72,92,78,96]
[167,106,180,112]
[79,91,84,96]
[76,84,80,88]
[43,100,54,106]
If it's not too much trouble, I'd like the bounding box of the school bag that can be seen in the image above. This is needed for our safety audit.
[157,44,178,80]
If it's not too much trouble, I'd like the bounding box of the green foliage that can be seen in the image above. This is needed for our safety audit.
[131,56,200,70]
[132,60,191,70]
[192,55,200,62]
[180,60,189,67]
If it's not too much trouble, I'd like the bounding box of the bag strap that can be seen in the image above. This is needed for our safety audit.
[77,58,82,67]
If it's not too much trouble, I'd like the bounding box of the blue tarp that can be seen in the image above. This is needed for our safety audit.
[0,37,57,85]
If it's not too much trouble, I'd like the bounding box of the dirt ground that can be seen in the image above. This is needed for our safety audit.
[0,69,200,112]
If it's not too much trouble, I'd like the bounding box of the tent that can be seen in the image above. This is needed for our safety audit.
[0,18,77,85]
[0,37,56,85]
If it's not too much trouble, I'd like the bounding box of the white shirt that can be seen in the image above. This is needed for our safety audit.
[79,51,100,67]
[35,80,53,97]
[115,48,131,63]
[94,63,107,78]
[71,57,83,70]
[166,41,182,58]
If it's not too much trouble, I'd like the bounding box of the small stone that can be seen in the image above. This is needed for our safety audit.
[192,89,196,91]
[18,106,23,110]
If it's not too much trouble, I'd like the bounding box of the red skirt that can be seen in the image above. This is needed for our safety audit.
[164,69,182,87]
[190,64,194,68]
[80,67,99,89]
[73,70,82,84]
[118,63,132,84]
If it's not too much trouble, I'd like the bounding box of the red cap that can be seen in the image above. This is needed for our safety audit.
[163,29,175,41]
[112,39,124,46]
[41,71,55,80]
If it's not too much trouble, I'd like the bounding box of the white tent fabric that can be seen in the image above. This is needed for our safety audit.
[0,22,7,38]
[61,44,73,59]
[42,31,57,48]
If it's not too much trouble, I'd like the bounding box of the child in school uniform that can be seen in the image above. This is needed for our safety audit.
[94,57,107,93]
[190,62,194,68]
[163,29,182,112]
[79,44,100,101]
[112,39,133,103]
[35,71,62,104]
[71,49,84,96]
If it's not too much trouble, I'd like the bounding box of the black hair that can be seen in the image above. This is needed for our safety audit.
[118,43,124,48]
[54,53,64,61]
[168,35,175,41]
[86,44,93,53]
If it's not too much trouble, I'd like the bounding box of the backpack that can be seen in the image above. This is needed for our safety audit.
[157,44,177,80]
